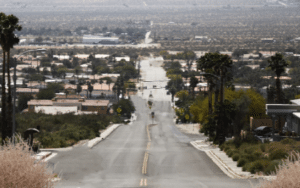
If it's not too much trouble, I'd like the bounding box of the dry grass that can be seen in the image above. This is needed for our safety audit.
[0,136,55,188]
[259,152,300,188]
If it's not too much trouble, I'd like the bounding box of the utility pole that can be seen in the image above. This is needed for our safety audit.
[12,49,46,144]
[12,58,17,144]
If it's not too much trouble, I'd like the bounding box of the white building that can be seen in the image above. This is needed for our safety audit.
[115,56,130,62]
[82,35,119,44]
[95,54,110,59]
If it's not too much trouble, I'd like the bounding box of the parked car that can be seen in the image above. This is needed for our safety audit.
[253,126,278,137]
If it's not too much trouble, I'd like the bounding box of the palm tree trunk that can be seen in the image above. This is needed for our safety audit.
[1,50,7,144]
[208,81,213,115]
[276,77,281,103]
[7,49,12,136]
[214,87,219,111]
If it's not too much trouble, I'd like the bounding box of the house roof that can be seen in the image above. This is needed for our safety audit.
[81,83,114,91]
[55,94,84,99]
[261,76,292,80]
[74,54,89,59]
[82,100,109,106]
[64,84,77,90]
[291,99,300,105]
[28,100,53,106]
[55,99,82,104]
[16,88,39,93]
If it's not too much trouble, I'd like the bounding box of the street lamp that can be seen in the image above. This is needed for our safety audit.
[12,49,46,144]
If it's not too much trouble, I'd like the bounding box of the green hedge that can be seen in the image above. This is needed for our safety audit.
[16,113,122,148]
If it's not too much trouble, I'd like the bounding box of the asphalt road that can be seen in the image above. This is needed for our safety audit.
[50,57,260,188]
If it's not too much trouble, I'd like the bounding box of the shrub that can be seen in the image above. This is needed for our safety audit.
[253,151,263,158]
[280,138,296,145]
[269,149,288,160]
[259,152,300,188]
[260,144,266,152]
[0,136,55,188]
[226,149,233,157]
[244,147,255,154]
[225,139,234,145]
[242,154,257,162]
[242,163,251,172]
[233,138,243,148]
[232,154,240,161]
[249,160,271,174]
[264,160,281,175]
[237,158,248,167]
[224,146,230,152]
[219,144,224,151]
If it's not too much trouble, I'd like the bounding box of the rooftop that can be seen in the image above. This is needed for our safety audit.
[28,100,53,106]
[82,100,109,106]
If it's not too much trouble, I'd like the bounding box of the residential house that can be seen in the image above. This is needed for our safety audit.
[28,98,110,115]
[16,88,39,97]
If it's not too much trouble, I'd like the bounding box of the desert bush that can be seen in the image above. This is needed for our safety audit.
[232,154,240,161]
[259,152,300,188]
[280,138,296,145]
[264,160,281,175]
[242,163,252,172]
[219,144,225,151]
[16,113,121,148]
[244,147,255,154]
[249,160,271,174]
[226,149,233,157]
[224,146,230,152]
[233,138,243,149]
[253,151,263,158]
[242,154,258,162]
[260,144,266,152]
[269,149,288,160]
[237,158,248,167]
[0,136,55,188]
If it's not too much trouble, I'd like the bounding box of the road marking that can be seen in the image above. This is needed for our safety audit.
[146,142,151,150]
[139,178,148,186]
[142,152,149,174]
[146,125,151,142]
[140,178,143,186]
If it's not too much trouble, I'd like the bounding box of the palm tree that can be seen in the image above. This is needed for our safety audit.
[268,53,288,103]
[106,78,113,91]
[197,53,218,115]
[99,79,104,90]
[189,76,199,97]
[0,13,22,143]
[183,50,196,72]
[88,82,93,98]
[214,54,233,145]
[197,52,233,145]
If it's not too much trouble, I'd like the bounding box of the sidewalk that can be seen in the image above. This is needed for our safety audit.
[190,140,276,180]
[34,151,52,161]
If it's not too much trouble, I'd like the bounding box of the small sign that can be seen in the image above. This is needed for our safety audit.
[185,114,189,120]
[117,107,122,114]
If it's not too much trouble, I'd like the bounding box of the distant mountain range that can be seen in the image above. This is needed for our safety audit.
[0,0,277,6]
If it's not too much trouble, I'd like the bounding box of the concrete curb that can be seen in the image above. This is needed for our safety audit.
[87,124,121,148]
[190,140,276,180]
[40,147,73,152]
[35,151,52,161]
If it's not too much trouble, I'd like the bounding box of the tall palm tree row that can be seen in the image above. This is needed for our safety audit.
[268,53,289,104]
[0,12,22,144]
[197,52,233,145]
